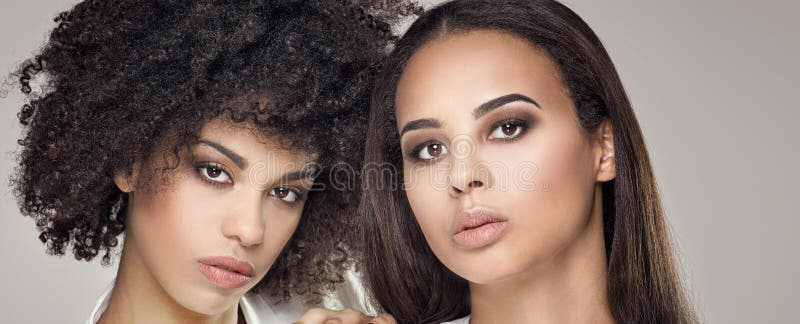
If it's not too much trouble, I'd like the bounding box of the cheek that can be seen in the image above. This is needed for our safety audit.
[403,164,457,256]
[528,128,597,214]
[499,126,598,260]
[255,205,303,275]
[128,174,222,268]
[121,173,230,312]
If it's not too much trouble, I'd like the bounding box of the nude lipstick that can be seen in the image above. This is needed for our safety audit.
[452,208,509,249]
[198,256,254,289]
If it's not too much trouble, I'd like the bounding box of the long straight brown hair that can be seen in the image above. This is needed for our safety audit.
[360,0,697,323]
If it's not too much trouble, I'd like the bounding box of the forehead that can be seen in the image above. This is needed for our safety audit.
[198,116,312,165]
[395,29,565,124]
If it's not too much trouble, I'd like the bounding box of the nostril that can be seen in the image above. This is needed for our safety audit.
[450,180,484,196]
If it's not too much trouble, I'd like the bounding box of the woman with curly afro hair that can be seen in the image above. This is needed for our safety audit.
[10,0,419,323]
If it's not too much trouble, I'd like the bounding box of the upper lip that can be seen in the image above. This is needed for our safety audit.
[452,207,508,235]
[198,256,255,277]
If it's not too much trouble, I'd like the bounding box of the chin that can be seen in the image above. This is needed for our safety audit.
[454,263,523,285]
[447,241,548,285]
[438,251,507,284]
[174,286,243,316]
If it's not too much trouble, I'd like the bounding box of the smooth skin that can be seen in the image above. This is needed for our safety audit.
[105,115,396,324]
[395,30,617,323]
[103,116,315,324]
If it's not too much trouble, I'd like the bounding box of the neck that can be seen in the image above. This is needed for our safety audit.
[468,187,615,324]
[98,235,239,324]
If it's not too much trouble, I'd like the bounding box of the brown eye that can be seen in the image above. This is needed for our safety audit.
[270,187,300,203]
[502,124,518,136]
[274,188,289,198]
[196,164,232,185]
[489,120,526,140]
[416,142,449,161]
[428,144,443,157]
[207,167,222,178]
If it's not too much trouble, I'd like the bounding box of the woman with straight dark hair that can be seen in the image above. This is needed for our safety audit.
[360,0,698,323]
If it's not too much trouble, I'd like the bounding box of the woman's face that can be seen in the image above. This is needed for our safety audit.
[116,116,314,315]
[395,30,616,284]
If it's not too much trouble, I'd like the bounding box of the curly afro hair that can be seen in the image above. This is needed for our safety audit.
[11,0,420,303]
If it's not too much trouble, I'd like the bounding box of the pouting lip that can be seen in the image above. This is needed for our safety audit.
[198,256,255,277]
[451,207,508,235]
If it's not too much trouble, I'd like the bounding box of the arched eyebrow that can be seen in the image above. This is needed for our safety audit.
[472,93,541,119]
[281,167,319,182]
[198,139,247,169]
[399,93,541,137]
[400,118,441,137]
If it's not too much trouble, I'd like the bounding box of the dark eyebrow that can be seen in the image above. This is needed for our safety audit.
[399,94,540,137]
[281,168,318,182]
[473,93,541,119]
[400,118,442,137]
[197,139,248,169]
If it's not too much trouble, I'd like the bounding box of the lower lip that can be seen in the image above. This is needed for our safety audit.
[198,263,252,289]
[453,221,508,249]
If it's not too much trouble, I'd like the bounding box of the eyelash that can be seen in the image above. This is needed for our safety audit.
[269,187,307,206]
[194,162,307,205]
[406,140,445,163]
[194,162,233,188]
[488,118,530,142]
[405,118,531,163]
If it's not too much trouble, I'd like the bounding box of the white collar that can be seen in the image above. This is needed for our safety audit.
[86,281,306,324]
[440,315,471,324]
[86,281,114,324]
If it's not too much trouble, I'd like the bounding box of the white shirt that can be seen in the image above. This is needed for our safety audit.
[87,270,376,323]
[85,282,306,324]
[441,315,471,324]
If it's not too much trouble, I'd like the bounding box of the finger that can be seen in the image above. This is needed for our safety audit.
[368,313,397,324]
[295,307,335,324]
[328,308,370,324]
[294,307,372,324]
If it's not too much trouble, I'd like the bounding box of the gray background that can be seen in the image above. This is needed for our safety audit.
[1,0,798,323]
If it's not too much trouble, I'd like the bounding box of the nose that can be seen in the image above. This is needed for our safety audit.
[448,151,492,197]
[221,195,265,247]
[450,178,485,195]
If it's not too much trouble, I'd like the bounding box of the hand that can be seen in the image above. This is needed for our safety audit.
[293,307,397,324]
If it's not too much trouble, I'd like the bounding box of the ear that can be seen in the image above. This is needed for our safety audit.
[113,162,141,193]
[594,119,616,182]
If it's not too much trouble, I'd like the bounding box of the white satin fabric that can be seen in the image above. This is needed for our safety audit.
[441,315,471,324]
[86,269,378,323]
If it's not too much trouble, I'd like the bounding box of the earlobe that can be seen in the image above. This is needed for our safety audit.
[113,162,141,193]
[596,120,616,182]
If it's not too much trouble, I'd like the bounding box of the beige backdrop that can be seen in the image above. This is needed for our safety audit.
[1,0,798,323]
